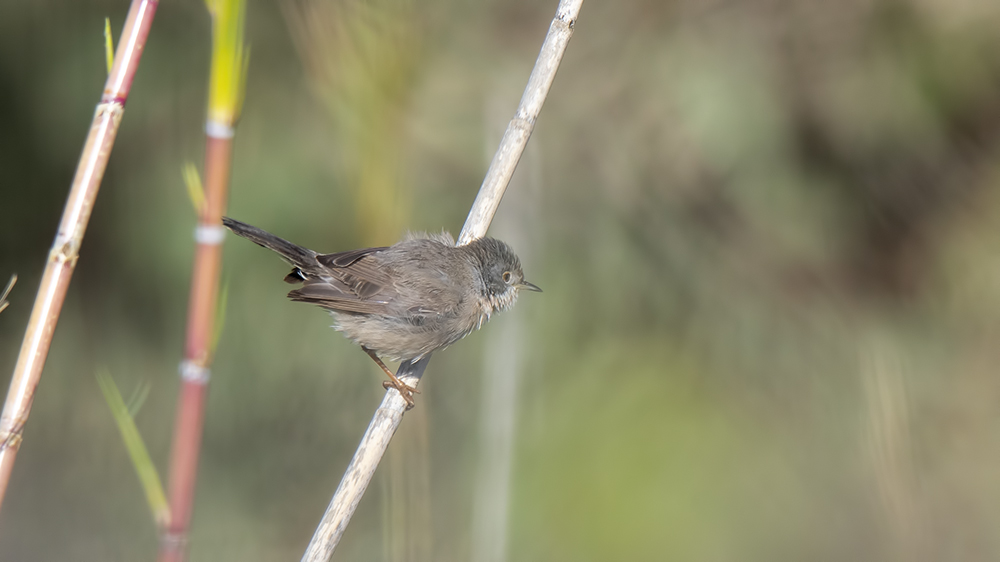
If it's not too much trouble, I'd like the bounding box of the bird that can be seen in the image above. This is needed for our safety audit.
[222,217,540,408]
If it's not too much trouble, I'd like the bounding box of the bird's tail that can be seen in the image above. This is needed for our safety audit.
[222,217,318,270]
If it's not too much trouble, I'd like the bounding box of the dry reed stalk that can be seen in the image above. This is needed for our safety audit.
[300,1,584,560]
[158,1,247,560]
[0,0,160,514]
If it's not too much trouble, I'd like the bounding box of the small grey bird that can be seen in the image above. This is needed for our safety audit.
[222,217,540,407]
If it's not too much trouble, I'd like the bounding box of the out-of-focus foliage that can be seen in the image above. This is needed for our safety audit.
[3,0,1000,560]
[285,0,422,245]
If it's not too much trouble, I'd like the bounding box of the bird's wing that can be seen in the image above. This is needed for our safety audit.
[287,277,393,314]
[317,247,388,268]
[288,248,398,314]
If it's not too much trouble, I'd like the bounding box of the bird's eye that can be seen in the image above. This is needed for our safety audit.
[502,271,512,284]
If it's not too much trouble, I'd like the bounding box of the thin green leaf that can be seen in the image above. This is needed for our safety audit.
[125,379,152,418]
[104,18,115,74]
[182,162,206,215]
[96,369,170,527]
[235,44,251,121]
[211,280,229,356]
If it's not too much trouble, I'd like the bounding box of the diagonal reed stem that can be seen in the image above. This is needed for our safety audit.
[0,0,160,515]
[300,1,584,560]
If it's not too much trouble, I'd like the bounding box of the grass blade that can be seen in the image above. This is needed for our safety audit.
[96,369,170,527]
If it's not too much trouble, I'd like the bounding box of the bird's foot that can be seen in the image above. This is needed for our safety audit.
[363,346,420,410]
[382,377,419,410]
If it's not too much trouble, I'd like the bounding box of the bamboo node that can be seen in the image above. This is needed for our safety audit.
[0,433,21,451]
[178,360,211,383]
[205,119,235,139]
[0,433,21,452]
[159,529,187,548]
[95,101,126,123]
[194,224,226,245]
[48,235,81,266]
[0,420,25,452]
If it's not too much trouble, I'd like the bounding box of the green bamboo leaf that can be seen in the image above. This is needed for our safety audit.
[96,369,170,527]
[211,280,229,356]
[125,378,152,418]
[235,44,251,121]
[104,18,115,74]
[182,162,206,215]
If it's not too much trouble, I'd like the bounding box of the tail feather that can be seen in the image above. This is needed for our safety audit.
[222,217,318,270]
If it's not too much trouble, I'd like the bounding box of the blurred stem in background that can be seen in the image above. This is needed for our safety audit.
[0,0,159,516]
[284,1,430,560]
[471,86,543,562]
[158,0,248,560]
[284,0,421,247]
[861,334,925,561]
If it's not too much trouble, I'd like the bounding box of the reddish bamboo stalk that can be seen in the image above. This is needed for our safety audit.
[0,0,159,515]
[158,134,234,562]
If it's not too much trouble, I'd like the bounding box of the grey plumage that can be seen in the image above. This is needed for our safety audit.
[223,217,539,405]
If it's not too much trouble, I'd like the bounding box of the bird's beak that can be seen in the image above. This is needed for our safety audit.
[518,281,543,292]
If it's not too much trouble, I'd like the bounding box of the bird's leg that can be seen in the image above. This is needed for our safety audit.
[362,347,419,409]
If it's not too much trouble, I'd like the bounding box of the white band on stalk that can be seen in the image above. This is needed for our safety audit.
[179,360,210,383]
[195,225,226,245]
[205,120,235,139]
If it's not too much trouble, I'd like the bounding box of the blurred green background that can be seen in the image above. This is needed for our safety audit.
[5,0,1000,560]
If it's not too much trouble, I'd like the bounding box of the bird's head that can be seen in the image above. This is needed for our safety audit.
[468,237,542,314]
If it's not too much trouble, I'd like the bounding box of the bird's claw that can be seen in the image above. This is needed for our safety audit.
[383,379,419,410]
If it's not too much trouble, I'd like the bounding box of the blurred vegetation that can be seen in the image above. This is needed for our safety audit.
[4,0,1000,560]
